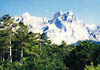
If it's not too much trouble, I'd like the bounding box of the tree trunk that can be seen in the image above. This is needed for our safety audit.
[40,41,42,56]
[2,51,4,62]
[20,48,23,64]
[9,46,12,63]
[0,51,2,62]
[15,48,17,60]
[9,35,12,63]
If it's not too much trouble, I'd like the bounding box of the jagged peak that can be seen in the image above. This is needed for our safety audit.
[67,10,73,16]
[52,11,77,23]
[54,11,63,18]
[54,11,73,18]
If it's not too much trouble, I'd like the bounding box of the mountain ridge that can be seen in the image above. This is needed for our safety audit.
[14,11,100,44]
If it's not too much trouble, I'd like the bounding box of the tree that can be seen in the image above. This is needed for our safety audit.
[15,21,28,64]
[0,14,18,63]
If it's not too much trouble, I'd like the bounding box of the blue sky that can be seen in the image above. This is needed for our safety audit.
[0,0,100,24]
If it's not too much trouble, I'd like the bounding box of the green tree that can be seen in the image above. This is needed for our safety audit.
[0,14,18,63]
[15,21,28,64]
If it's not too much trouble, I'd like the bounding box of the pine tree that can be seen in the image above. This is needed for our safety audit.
[15,21,28,64]
[0,14,18,63]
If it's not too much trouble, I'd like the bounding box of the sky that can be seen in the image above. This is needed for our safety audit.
[0,0,100,24]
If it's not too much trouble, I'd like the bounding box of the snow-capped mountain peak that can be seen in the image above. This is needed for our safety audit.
[14,11,100,45]
[52,11,77,25]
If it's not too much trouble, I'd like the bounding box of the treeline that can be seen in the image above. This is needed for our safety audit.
[0,14,100,70]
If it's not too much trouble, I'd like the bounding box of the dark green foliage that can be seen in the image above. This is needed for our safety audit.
[64,41,100,70]
[0,14,100,70]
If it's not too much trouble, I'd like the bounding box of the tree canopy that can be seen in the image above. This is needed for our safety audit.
[0,15,100,70]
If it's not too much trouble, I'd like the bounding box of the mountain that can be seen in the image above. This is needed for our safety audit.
[14,11,100,45]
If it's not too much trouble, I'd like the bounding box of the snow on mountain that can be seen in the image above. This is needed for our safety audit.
[14,11,100,45]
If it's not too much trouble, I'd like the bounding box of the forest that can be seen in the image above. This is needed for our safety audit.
[0,14,100,70]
